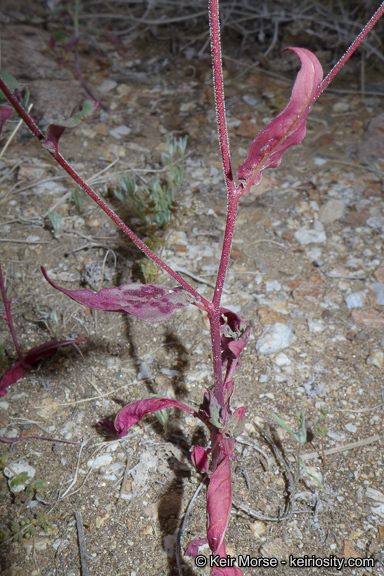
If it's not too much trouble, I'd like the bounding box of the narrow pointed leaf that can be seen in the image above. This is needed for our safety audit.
[42,99,98,154]
[42,267,195,324]
[98,397,201,437]
[207,456,232,555]
[0,339,86,396]
[237,48,323,192]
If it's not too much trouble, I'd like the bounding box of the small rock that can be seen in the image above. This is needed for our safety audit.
[242,95,259,106]
[307,318,325,333]
[358,112,384,161]
[98,79,117,93]
[351,309,384,327]
[366,215,384,232]
[4,462,36,493]
[293,282,322,303]
[256,323,296,355]
[366,488,384,503]
[23,536,51,555]
[109,125,131,139]
[374,268,384,283]
[333,101,350,113]
[345,292,364,308]
[274,352,291,366]
[345,423,357,433]
[87,453,113,469]
[371,504,384,518]
[250,520,267,538]
[368,282,384,305]
[294,225,326,245]
[138,362,151,379]
[260,538,290,559]
[265,280,281,292]
[366,350,384,369]
[319,199,346,224]
[343,540,362,559]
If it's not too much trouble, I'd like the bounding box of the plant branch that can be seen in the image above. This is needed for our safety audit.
[312,1,384,102]
[208,0,235,196]
[0,77,210,311]
[0,264,24,364]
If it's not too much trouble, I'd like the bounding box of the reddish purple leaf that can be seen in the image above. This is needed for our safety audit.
[237,48,323,193]
[0,106,14,134]
[207,456,232,556]
[42,99,98,154]
[98,397,201,437]
[0,339,86,396]
[220,309,250,385]
[191,445,211,473]
[184,538,208,558]
[42,267,195,324]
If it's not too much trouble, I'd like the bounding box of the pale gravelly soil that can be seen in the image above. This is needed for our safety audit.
[0,4,384,576]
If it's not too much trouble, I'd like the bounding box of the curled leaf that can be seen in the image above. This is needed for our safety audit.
[237,48,323,193]
[191,445,211,473]
[98,397,201,437]
[42,267,195,324]
[184,538,208,558]
[0,339,86,396]
[42,99,98,154]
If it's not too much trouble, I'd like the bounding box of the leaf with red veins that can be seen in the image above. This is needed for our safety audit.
[98,397,202,437]
[42,267,195,324]
[0,339,86,396]
[237,48,323,193]
[207,456,232,556]
[42,99,98,154]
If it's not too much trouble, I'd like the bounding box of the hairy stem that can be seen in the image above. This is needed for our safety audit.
[208,0,235,196]
[0,77,210,311]
[0,264,25,365]
[312,1,384,102]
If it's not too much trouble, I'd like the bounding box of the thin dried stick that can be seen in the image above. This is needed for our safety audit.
[176,475,207,576]
[75,511,90,576]
[60,438,87,498]
[299,434,382,462]
[116,449,130,508]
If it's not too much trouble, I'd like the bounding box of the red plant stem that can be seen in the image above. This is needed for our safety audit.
[0,264,25,365]
[208,0,235,196]
[312,1,384,102]
[0,77,210,312]
[209,0,244,406]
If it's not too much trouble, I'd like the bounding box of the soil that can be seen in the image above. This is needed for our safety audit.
[0,5,384,576]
